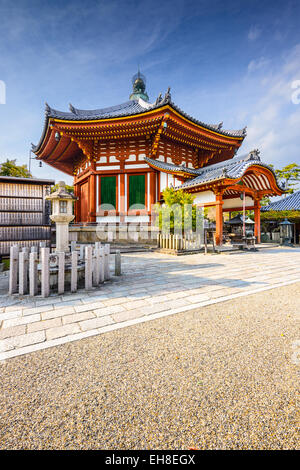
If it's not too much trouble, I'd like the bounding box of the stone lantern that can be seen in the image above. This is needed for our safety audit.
[46,181,77,252]
[279,218,293,246]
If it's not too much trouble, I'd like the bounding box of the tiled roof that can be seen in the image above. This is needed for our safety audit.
[144,157,200,176]
[37,89,246,136]
[261,190,300,211]
[177,150,282,190]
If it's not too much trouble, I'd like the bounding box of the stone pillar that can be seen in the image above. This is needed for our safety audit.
[41,247,50,298]
[19,250,29,295]
[215,193,224,246]
[115,250,121,276]
[57,252,65,295]
[99,246,105,283]
[29,251,38,296]
[254,199,261,243]
[104,244,110,281]
[9,245,19,295]
[93,248,101,286]
[85,246,93,290]
[71,250,78,293]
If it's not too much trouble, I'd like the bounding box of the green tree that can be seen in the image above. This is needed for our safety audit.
[270,163,300,194]
[0,159,32,178]
[154,187,203,233]
[51,183,74,194]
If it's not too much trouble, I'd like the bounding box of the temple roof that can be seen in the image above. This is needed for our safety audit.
[43,95,246,137]
[261,190,300,211]
[144,150,284,194]
[178,150,283,189]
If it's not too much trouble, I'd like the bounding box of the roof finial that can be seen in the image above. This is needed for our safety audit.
[129,70,149,102]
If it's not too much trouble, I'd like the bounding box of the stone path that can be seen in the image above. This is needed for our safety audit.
[0,246,299,361]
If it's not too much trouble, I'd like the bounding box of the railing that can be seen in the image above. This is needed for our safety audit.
[157,232,203,251]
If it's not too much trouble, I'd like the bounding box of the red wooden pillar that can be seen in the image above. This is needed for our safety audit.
[120,173,125,223]
[88,173,96,223]
[74,179,79,223]
[215,193,224,246]
[149,171,156,223]
[254,199,261,243]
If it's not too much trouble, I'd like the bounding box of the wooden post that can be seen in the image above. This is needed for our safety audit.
[29,251,38,296]
[89,173,96,223]
[41,247,50,298]
[19,251,29,295]
[115,250,121,276]
[215,193,223,246]
[254,199,261,243]
[71,250,78,293]
[85,245,93,290]
[9,245,19,295]
[57,252,65,295]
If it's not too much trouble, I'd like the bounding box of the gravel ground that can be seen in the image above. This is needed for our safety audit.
[0,283,299,450]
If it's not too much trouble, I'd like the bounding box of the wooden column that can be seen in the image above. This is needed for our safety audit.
[254,199,261,243]
[120,173,125,223]
[89,172,96,223]
[74,180,80,223]
[149,171,156,223]
[215,192,224,246]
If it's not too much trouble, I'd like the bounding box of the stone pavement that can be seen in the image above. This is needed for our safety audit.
[0,246,299,361]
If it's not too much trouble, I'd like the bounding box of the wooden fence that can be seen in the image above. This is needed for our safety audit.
[157,233,202,251]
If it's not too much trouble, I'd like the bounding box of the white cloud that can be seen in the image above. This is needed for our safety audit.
[248,57,270,73]
[248,25,261,41]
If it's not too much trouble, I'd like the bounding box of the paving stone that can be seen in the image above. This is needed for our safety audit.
[46,324,81,341]
[123,299,151,310]
[0,331,46,352]
[41,306,75,320]
[74,302,106,313]
[23,305,54,316]
[0,325,26,339]
[102,297,130,307]
[62,311,95,325]
[28,317,62,333]
[2,314,41,328]
[111,309,146,323]
[138,303,171,316]
[79,316,114,331]
[0,311,23,322]
[94,305,126,317]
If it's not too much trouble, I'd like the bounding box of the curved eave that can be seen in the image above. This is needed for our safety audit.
[50,104,246,141]
[32,101,245,156]
[145,158,196,179]
[178,164,284,196]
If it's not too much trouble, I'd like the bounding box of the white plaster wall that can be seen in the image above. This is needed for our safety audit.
[125,215,150,223]
[96,216,120,223]
[160,172,167,191]
[96,165,119,171]
[223,196,254,209]
[193,191,216,204]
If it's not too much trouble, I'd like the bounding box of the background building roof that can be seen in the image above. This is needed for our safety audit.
[261,190,300,211]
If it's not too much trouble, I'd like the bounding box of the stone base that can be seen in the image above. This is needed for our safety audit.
[64,224,159,245]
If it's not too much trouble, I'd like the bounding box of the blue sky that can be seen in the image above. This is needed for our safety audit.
[0,0,300,185]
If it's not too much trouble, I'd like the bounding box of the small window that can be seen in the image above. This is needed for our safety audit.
[59,200,67,213]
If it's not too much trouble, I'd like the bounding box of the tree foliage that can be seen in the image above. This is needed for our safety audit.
[0,159,32,178]
[261,210,300,222]
[270,163,300,194]
[51,183,74,194]
[154,187,203,233]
